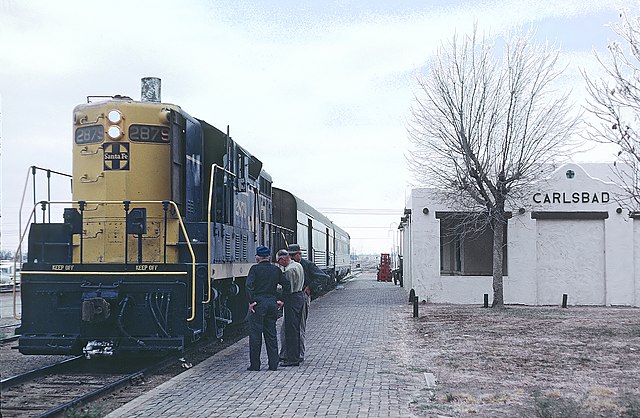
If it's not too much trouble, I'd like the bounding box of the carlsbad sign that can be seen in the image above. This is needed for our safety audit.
[532,191,610,204]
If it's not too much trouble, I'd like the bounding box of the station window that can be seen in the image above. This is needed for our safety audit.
[438,213,507,276]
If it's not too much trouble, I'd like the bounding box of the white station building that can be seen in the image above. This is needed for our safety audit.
[400,163,640,306]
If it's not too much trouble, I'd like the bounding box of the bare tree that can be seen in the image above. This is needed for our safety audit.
[584,10,640,210]
[408,27,579,307]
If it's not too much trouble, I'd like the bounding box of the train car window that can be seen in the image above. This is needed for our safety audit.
[129,125,170,143]
[75,125,104,144]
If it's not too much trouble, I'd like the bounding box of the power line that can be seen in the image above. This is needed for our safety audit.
[317,208,401,215]
[348,237,396,240]
[342,226,398,229]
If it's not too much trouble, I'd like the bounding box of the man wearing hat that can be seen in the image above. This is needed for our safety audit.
[279,243,329,364]
[245,245,291,371]
[276,249,305,366]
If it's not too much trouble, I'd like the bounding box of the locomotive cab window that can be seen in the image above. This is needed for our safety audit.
[129,124,170,143]
[75,125,104,144]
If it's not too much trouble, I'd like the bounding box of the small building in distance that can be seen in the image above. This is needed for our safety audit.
[400,163,640,306]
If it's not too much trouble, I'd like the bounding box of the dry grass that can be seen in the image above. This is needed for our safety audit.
[391,304,640,417]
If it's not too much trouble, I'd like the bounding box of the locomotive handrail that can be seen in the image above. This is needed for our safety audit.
[12,203,38,320]
[263,221,294,233]
[17,166,73,256]
[265,222,295,259]
[206,164,236,304]
[15,200,199,322]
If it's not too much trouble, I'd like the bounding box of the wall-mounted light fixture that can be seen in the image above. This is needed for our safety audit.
[616,207,623,214]
[518,208,525,215]
[422,207,429,215]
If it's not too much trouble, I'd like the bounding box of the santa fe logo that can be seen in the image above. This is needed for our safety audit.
[103,142,130,171]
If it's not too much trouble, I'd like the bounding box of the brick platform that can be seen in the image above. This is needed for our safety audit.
[106,273,419,417]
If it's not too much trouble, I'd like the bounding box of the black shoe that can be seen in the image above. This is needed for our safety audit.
[246,366,260,371]
[280,361,300,367]
[269,367,278,371]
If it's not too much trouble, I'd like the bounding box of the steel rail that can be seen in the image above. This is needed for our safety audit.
[4,320,249,417]
[36,368,147,418]
[0,355,84,390]
[0,335,19,344]
[2,354,173,417]
[36,343,212,417]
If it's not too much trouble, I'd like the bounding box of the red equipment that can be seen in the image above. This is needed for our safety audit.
[377,253,392,282]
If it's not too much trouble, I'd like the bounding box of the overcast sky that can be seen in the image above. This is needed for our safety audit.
[0,0,635,255]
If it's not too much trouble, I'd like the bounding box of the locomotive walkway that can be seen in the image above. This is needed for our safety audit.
[106,272,425,417]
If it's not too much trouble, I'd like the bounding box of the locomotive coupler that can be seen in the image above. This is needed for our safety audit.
[82,297,111,323]
[81,288,118,323]
[83,340,114,359]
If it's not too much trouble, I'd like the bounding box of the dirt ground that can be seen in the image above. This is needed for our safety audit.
[390,302,640,417]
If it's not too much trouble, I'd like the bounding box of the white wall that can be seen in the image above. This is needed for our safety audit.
[402,164,639,307]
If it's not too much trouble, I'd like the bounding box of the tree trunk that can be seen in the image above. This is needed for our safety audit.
[491,212,506,308]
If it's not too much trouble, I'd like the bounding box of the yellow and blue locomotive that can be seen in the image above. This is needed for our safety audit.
[18,78,295,356]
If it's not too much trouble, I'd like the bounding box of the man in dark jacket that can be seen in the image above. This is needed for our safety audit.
[245,246,291,371]
[281,243,329,363]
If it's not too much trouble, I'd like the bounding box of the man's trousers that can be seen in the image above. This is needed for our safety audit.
[280,291,305,363]
[248,298,279,370]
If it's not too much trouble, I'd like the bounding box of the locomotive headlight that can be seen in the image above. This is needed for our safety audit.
[107,110,122,124]
[107,125,122,139]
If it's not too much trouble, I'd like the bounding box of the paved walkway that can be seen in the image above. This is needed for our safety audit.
[107,273,421,417]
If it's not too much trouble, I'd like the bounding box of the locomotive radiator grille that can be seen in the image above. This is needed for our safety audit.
[224,232,232,261]
[242,234,248,261]
[235,236,241,261]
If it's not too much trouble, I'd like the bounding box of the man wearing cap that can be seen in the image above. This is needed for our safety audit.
[281,243,329,364]
[245,246,291,371]
[276,249,305,367]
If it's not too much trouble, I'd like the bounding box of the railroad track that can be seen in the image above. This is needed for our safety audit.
[0,283,20,293]
[0,354,174,417]
[0,324,249,417]
[1,355,85,390]
[0,335,19,344]
[0,322,21,345]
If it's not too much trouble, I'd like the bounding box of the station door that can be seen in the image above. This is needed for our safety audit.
[535,219,605,305]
